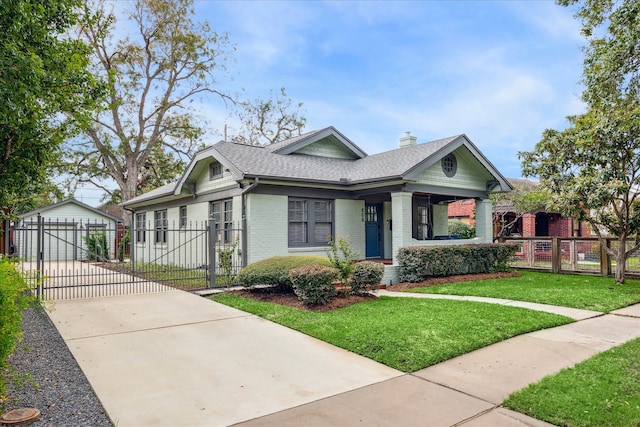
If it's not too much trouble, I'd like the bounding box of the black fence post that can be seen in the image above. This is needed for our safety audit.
[36,214,43,298]
[208,217,216,288]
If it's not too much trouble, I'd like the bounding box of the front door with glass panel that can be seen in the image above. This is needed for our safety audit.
[365,203,382,258]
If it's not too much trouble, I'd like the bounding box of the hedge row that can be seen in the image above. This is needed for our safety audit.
[237,256,332,291]
[238,255,385,305]
[289,264,339,305]
[0,258,35,399]
[397,243,519,282]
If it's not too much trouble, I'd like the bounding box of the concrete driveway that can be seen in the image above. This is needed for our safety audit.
[47,289,640,427]
[47,290,402,427]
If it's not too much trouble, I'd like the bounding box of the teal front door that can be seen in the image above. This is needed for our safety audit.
[365,203,382,258]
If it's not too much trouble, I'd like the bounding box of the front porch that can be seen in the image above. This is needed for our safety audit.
[360,191,494,284]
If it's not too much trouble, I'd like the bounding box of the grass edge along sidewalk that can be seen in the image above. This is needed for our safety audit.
[211,294,572,373]
[404,270,640,312]
[504,336,640,427]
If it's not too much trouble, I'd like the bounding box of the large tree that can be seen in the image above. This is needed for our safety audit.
[0,0,97,217]
[67,0,231,203]
[68,0,306,205]
[520,0,640,284]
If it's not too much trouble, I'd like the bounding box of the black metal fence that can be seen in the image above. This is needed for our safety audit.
[14,215,243,300]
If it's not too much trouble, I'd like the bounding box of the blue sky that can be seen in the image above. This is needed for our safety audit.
[78,0,587,205]
[198,1,586,175]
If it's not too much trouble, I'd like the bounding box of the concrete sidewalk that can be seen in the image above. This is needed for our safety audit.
[238,304,640,427]
[47,291,640,427]
[47,291,401,427]
[376,289,604,320]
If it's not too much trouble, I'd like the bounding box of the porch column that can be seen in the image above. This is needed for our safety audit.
[475,198,493,243]
[391,192,413,263]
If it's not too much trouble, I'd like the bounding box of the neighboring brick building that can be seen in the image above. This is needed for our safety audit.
[448,198,476,226]
[448,186,591,238]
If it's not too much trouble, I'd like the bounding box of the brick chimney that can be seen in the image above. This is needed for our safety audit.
[399,131,417,148]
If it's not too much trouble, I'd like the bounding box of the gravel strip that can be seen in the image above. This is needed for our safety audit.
[3,307,112,426]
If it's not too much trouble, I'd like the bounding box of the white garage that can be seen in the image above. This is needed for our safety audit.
[16,199,123,262]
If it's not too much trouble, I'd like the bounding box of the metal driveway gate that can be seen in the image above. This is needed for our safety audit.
[14,215,243,300]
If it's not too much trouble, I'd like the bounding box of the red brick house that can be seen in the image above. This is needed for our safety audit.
[448,179,591,238]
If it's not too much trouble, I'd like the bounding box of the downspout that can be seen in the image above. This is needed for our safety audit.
[241,178,260,267]
[123,206,136,270]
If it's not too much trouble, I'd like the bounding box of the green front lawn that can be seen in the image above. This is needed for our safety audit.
[402,270,640,312]
[504,337,640,427]
[211,294,571,372]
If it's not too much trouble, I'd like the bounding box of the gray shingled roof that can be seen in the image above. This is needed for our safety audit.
[124,128,510,207]
[122,181,177,205]
[213,134,460,184]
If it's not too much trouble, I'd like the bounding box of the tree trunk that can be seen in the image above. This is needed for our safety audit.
[614,236,626,284]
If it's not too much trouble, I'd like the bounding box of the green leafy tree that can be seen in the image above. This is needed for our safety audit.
[66,0,233,203]
[0,0,97,219]
[66,0,307,204]
[559,0,640,105]
[520,0,640,284]
[521,105,640,284]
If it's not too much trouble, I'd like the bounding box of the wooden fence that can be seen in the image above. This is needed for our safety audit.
[499,236,640,278]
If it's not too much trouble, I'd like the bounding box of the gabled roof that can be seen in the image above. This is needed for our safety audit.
[266,126,367,158]
[19,198,123,223]
[124,127,512,207]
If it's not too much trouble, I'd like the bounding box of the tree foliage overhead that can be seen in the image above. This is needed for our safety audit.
[559,0,640,105]
[68,0,233,203]
[521,0,640,284]
[67,0,307,205]
[0,0,97,217]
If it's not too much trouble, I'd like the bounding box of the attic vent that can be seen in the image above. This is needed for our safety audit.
[441,154,457,177]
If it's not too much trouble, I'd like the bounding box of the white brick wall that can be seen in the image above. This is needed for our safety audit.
[391,192,413,263]
[334,199,365,260]
[475,198,493,243]
[245,193,289,264]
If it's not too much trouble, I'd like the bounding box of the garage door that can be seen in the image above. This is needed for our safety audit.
[17,222,79,261]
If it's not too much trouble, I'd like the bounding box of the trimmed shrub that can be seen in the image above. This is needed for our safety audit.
[397,243,520,282]
[289,264,339,305]
[0,258,36,399]
[350,261,385,295]
[237,256,332,292]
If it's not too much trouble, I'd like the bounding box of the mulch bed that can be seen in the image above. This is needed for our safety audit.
[389,271,522,291]
[231,288,377,312]
[231,271,521,312]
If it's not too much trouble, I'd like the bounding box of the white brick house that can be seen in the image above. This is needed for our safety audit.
[122,127,511,283]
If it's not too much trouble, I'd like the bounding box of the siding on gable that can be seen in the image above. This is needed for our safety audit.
[195,161,239,195]
[417,147,492,191]
[296,139,357,159]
